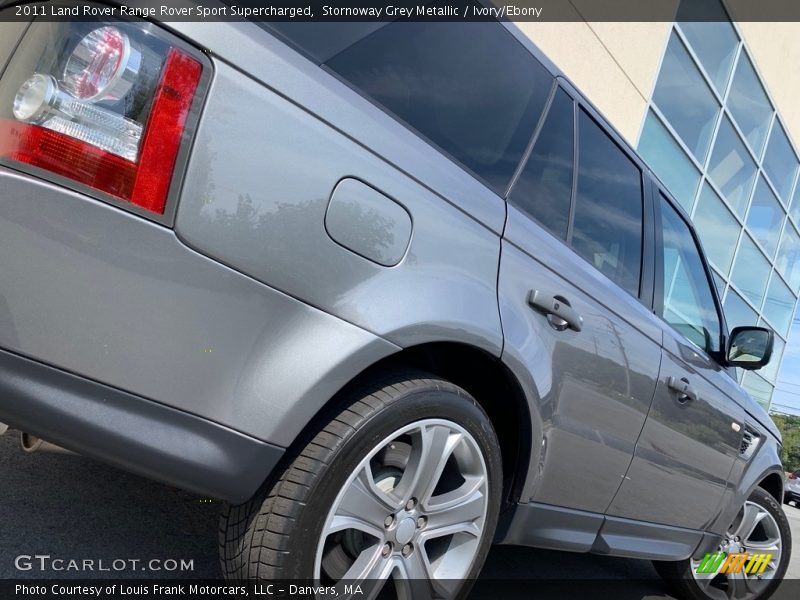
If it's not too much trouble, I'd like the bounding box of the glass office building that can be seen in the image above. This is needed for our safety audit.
[519,0,800,412]
[637,9,800,410]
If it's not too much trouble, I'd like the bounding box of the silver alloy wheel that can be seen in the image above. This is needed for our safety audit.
[314,418,489,599]
[690,500,783,600]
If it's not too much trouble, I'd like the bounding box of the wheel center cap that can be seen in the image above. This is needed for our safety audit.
[395,517,416,545]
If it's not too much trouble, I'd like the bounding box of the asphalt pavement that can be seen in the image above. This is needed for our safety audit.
[1,430,798,598]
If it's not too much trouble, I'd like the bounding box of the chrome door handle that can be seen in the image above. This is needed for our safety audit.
[527,290,583,332]
[667,376,698,403]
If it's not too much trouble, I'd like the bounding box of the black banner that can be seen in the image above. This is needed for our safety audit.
[2,0,800,23]
[5,579,800,599]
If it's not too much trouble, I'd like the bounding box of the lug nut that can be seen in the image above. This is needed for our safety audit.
[402,544,413,557]
[417,516,427,529]
[405,498,417,511]
[382,543,392,557]
[384,515,394,528]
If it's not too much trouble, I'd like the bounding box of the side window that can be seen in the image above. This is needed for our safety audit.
[324,22,553,194]
[572,110,643,297]
[660,195,722,353]
[509,88,575,240]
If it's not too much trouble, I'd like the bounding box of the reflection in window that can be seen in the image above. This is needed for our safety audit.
[660,196,721,353]
[639,111,700,211]
[572,110,643,297]
[676,0,738,94]
[727,53,773,157]
[325,21,554,194]
[791,180,800,225]
[776,221,800,290]
[762,274,796,337]
[741,372,773,409]
[693,183,740,275]
[731,234,771,307]
[762,121,799,203]
[723,288,758,329]
[510,89,574,240]
[712,270,727,298]
[746,177,784,259]
[708,116,757,217]
[653,33,720,161]
[760,332,784,384]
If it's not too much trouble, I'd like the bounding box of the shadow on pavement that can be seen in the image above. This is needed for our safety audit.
[0,431,675,599]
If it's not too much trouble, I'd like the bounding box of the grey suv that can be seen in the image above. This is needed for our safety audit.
[0,9,792,600]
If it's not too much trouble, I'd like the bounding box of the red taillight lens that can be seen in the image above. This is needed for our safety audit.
[130,49,201,214]
[0,20,204,216]
[790,473,798,480]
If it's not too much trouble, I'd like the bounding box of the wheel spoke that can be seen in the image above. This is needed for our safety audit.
[726,570,756,599]
[329,465,395,538]
[425,480,484,538]
[396,425,460,505]
[733,503,766,540]
[333,550,393,599]
[340,545,386,581]
[394,549,452,599]
[745,539,780,553]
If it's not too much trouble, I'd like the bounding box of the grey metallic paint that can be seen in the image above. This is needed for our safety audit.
[325,178,412,267]
[175,61,504,355]
[498,234,662,512]
[0,168,398,447]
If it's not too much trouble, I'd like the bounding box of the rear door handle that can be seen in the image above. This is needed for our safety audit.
[527,290,583,332]
[667,376,698,403]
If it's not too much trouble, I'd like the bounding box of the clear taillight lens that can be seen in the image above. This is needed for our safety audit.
[0,18,205,215]
[62,26,139,102]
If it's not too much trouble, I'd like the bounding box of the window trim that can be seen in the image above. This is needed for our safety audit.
[507,78,653,305]
[653,183,729,365]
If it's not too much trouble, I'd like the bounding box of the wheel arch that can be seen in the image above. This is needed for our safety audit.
[300,342,534,509]
[758,471,784,504]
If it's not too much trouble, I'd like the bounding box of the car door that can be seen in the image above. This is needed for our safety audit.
[499,86,663,515]
[606,190,746,531]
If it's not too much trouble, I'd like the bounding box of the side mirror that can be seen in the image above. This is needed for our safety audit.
[726,326,774,370]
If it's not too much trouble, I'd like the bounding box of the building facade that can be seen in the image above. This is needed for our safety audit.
[518,0,800,411]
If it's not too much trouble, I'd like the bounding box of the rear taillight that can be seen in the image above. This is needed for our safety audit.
[0,18,205,216]
[790,472,798,480]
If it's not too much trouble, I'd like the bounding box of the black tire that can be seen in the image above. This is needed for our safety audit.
[219,370,503,598]
[653,487,792,600]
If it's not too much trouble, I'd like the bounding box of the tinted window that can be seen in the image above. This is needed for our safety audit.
[693,183,740,274]
[572,110,643,297]
[653,32,719,162]
[660,196,722,353]
[731,234,771,307]
[746,176,784,259]
[510,89,574,240]
[325,22,553,193]
[677,0,738,94]
[708,116,757,216]
[639,110,700,211]
[728,53,773,157]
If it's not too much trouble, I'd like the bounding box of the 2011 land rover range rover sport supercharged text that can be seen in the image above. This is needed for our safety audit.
[0,8,791,600]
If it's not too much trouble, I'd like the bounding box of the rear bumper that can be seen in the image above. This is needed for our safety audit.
[0,347,283,503]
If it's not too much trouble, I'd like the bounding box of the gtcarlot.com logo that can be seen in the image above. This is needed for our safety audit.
[14,554,195,572]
